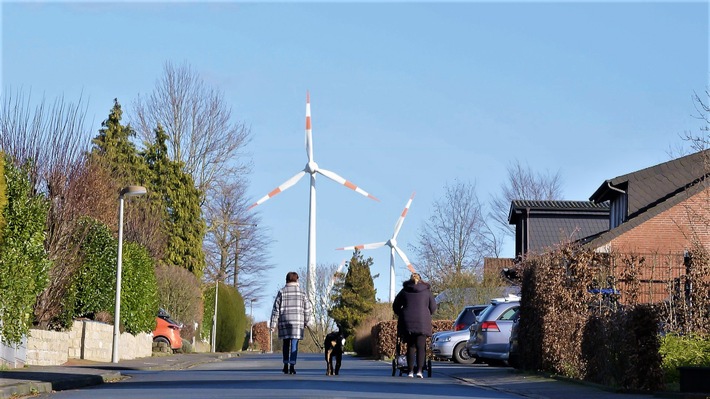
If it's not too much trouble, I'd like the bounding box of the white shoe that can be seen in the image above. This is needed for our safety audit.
[407,372,413,378]
[415,372,423,378]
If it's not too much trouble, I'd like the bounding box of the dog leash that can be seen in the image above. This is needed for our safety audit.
[307,326,324,351]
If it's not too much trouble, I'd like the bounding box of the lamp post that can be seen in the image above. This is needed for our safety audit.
[249,298,256,349]
[112,185,147,364]
[211,271,221,353]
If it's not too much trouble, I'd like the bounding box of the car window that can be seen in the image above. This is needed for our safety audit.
[478,304,494,321]
[498,306,519,321]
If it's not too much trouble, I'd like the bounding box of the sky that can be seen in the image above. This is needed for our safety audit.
[2,1,709,323]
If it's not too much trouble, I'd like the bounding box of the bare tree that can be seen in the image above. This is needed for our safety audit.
[203,177,272,303]
[490,160,564,237]
[298,262,343,346]
[413,180,496,292]
[132,61,251,195]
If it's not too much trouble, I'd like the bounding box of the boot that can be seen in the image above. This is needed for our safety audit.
[282,364,289,374]
[289,364,296,374]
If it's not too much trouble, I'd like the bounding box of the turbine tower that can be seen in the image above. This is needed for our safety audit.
[337,192,416,302]
[248,92,378,306]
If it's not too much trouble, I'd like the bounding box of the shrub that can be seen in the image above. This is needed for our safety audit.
[71,217,158,334]
[660,334,710,384]
[202,282,246,352]
[0,158,50,344]
[120,242,159,334]
[353,303,393,357]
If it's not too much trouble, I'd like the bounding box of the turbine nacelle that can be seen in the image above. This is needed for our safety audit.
[305,161,319,174]
[387,238,396,248]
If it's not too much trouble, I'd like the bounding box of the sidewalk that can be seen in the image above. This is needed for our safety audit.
[1,353,706,399]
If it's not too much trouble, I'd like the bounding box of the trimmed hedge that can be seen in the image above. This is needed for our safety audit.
[371,319,453,359]
[202,282,247,352]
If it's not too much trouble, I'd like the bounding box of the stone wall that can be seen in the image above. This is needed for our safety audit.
[23,320,152,366]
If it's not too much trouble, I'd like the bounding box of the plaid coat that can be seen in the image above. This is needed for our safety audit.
[270,282,313,340]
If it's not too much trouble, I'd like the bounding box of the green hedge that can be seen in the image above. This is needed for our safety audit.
[0,158,50,344]
[660,334,710,384]
[202,282,246,352]
[71,217,158,334]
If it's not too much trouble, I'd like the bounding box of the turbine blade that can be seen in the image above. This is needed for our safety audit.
[305,91,313,163]
[247,170,306,210]
[393,191,416,239]
[317,168,379,201]
[336,242,386,251]
[394,245,415,273]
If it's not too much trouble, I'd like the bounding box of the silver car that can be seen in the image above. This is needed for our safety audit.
[431,329,476,364]
[431,304,487,364]
[466,295,520,366]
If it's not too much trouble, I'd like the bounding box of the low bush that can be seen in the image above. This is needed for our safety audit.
[660,334,710,384]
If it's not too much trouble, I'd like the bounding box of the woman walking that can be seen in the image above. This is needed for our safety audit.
[270,272,313,374]
[392,272,436,378]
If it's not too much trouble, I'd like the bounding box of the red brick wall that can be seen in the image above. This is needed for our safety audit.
[610,187,710,255]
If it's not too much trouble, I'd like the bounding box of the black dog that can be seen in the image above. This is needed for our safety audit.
[324,331,345,375]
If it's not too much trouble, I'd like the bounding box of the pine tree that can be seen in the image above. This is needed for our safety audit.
[142,125,206,277]
[328,250,377,338]
[90,99,146,185]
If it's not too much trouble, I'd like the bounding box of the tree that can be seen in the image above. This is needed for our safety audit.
[203,177,271,301]
[0,158,50,344]
[490,159,563,237]
[413,180,495,292]
[142,125,206,277]
[298,262,344,343]
[132,61,251,195]
[329,251,376,339]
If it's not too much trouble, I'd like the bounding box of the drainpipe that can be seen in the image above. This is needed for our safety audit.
[525,207,530,255]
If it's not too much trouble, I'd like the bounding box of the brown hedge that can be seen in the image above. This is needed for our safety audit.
[371,319,453,359]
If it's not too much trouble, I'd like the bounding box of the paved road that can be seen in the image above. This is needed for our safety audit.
[33,353,522,399]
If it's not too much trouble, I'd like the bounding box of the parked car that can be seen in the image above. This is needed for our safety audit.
[507,315,521,368]
[152,309,183,352]
[452,304,488,331]
[431,304,487,364]
[466,295,520,366]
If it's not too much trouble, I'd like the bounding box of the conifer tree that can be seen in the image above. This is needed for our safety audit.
[90,99,145,185]
[328,250,377,338]
[143,125,206,277]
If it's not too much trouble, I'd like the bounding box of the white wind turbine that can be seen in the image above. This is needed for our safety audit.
[248,92,379,306]
[336,192,416,302]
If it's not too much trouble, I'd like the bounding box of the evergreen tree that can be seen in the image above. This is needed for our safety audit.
[328,250,377,339]
[143,125,206,277]
[90,99,145,185]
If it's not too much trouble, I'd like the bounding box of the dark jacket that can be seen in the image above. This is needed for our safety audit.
[392,280,437,336]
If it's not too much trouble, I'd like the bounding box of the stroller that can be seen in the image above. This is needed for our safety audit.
[391,333,432,377]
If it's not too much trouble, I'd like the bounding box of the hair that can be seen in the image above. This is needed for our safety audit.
[286,271,299,283]
[410,273,421,284]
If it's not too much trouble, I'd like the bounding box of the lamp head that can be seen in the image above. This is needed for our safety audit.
[120,185,147,198]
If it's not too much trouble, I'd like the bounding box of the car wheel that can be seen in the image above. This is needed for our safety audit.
[452,342,476,364]
[153,336,170,345]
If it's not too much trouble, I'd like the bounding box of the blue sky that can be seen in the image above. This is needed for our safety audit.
[2,1,708,322]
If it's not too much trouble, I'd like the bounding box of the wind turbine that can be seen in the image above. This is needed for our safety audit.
[336,192,416,302]
[248,92,379,306]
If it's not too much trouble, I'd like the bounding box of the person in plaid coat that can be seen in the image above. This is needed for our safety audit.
[270,271,313,374]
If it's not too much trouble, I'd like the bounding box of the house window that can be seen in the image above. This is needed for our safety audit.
[609,194,627,229]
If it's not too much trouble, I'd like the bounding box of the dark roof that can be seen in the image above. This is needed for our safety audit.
[585,149,709,249]
[590,149,709,218]
[508,200,609,224]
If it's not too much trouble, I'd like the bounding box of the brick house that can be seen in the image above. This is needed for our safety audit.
[495,149,709,302]
[584,149,709,256]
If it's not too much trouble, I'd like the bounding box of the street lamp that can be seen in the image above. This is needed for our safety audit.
[249,298,257,349]
[112,185,147,364]
[211,272,220,353]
